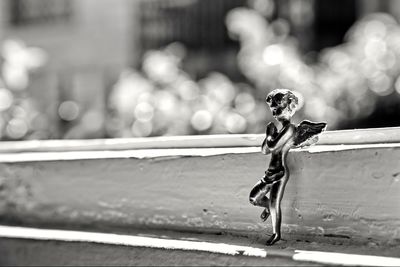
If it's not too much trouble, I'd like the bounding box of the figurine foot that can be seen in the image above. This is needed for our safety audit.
[260,209,270,221]
[266,233,280,246]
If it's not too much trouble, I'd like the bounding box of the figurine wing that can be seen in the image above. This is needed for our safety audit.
[293,120,327,148]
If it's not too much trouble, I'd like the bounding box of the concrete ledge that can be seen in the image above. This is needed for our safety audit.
[0,130,399,243]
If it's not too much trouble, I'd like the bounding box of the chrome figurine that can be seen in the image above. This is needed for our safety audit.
[249,89,326,246]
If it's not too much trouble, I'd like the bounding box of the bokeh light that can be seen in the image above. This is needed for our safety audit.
[0,39,50,140]
[58,101,80,121]
[0,88,14,111]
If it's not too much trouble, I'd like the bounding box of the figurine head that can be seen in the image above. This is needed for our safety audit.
[266,89,299,121]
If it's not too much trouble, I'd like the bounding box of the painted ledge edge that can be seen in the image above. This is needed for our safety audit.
[0,127,399,153]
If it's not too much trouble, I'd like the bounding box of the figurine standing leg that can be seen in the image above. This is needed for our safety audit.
[266,176,288,246]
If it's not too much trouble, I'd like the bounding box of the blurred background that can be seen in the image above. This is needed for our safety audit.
[0,0,400,140]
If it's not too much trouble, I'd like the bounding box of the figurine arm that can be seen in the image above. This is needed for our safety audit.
[261,122,277,155]
[261,137,271,154]
[266,122,278,139]
[266,125,294,152]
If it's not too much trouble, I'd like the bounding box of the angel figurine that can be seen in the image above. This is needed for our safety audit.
[249,89,326,246]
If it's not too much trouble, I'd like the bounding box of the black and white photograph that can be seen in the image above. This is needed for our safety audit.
[0,0,399,266]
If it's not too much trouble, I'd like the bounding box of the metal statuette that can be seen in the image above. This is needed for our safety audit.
[249,89,327,246]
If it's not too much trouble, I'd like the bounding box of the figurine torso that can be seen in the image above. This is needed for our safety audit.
[264,123,295,183]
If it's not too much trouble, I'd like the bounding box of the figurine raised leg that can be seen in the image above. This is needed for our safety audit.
[260,208,270,221]
[249,180,271,221]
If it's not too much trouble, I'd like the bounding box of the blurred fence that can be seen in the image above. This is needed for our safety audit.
[9,0,72,26]
[139,0,245,51]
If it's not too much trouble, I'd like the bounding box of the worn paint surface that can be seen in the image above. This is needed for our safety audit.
[0,145,399,242]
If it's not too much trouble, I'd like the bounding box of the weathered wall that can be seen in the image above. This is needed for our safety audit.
[0,142,399,242]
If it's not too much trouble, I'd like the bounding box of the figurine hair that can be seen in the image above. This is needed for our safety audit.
[266,89,299,116]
